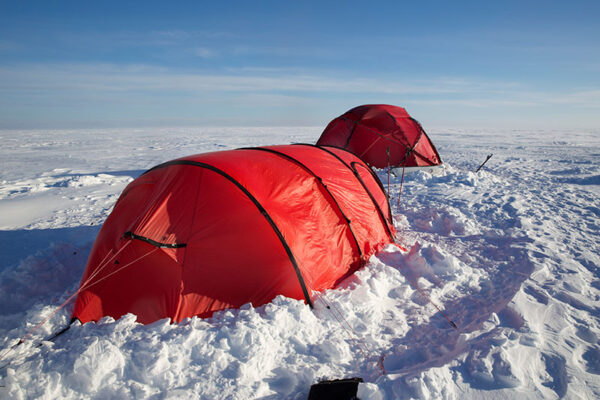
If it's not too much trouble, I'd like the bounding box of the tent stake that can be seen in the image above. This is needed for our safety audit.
[475,154,493,172]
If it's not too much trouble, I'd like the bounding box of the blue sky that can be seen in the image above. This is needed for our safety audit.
[1,1,599,129]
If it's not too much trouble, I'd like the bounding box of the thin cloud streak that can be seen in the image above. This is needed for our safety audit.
[1,63,598,108]
[1,63,599,129]
[0,63,531,95]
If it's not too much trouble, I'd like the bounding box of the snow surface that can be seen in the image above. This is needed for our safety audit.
[0,127,599,399]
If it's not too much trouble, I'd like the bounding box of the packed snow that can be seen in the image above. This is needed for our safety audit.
[0,127,599,399]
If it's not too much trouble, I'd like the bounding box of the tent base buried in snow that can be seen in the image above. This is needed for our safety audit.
[317,104,442,171]
[72,144,395,324]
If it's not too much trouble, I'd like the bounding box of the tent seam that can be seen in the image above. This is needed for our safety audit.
[142,159,314,308]
[295,144,395,242]
[242,147,363,259]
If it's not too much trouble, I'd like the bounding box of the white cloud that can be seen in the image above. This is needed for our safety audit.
[0,62,599,129]
[193,47,218,59]
[546,89,600,107]
[0,63,528,97]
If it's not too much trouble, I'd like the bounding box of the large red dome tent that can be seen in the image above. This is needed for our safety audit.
[72,144,395,325]
[316,104,442,172]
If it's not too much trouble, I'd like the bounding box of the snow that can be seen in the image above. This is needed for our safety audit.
[1,127,599,399]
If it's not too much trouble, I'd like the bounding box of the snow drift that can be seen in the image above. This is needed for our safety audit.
[1,127,599,399]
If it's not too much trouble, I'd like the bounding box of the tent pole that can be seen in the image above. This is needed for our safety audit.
[386,146,391,199]
[396,147,410,212]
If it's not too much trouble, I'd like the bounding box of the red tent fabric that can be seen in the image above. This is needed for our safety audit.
[316,104,442,169]
[72,144,395,324]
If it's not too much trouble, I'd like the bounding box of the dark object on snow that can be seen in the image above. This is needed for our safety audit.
[475,153,493,172]
[308,377,363,400]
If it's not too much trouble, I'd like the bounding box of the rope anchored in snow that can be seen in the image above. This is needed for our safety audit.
[0,240,158,367]
[392,244,458,330]
[319,297,387,377]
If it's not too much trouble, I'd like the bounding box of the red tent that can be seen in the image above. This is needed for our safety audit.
[316,104,442,170]
[72,144,395,324]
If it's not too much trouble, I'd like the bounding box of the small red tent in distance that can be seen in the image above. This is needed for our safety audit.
[316,104,442,170]
[72,144,395,325]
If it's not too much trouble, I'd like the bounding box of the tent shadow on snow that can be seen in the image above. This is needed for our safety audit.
[0,226,97,316]
[47,169,145,180]
[0,226,99,272]
[377,233,535,380]
[91,169,145,179]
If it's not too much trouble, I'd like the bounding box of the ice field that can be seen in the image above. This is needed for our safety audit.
[0,127,599,399]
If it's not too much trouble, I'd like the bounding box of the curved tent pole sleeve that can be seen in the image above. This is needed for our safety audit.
[396,142,437,167]
[409,117,425,145]
[337,116,409,148]
[343,117,359,148]
[409,117,442,165]
[383,114,438,167]
[296,143,386,196]
[295,144,395,242]
[397,145,414,166]
[140,160,314,308]
[412,149,438,166]
[351,161,395,227]
[241,147,363,259]
[383,110,407,143]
